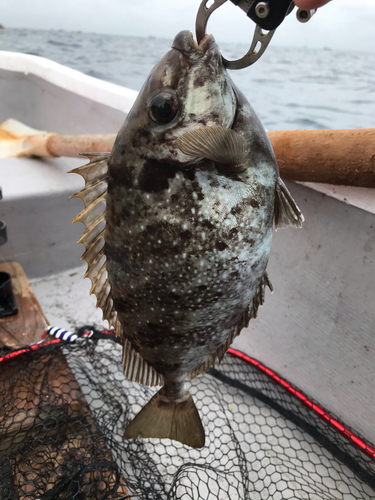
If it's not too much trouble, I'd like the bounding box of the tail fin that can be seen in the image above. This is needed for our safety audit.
[124,389,205,448]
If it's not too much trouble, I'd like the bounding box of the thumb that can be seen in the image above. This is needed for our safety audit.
[294,0,331,9]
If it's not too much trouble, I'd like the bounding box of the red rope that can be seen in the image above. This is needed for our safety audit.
[228,347,375,461]
[0,339,62,364]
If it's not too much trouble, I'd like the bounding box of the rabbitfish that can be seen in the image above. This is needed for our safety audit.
[71,31,304,448]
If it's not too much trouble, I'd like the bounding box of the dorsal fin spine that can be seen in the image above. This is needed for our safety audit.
[89,267,106,297]
[83,248,105,279]
[89,262,107,295]
[102,297,113,320]
[108,311,117,329]
[73,192,106,224]
[87,255,107,295]
[94,277,109,304]
[77,214,106,246]
[81,232,105,265]
[71,179,108,206]
[97,283,111,309]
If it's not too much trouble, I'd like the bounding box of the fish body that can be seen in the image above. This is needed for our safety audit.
[71,31,303,448]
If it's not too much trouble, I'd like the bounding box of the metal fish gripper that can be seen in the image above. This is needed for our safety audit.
[196,0,317,69]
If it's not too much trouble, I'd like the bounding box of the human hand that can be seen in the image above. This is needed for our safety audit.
[294,0,331,9]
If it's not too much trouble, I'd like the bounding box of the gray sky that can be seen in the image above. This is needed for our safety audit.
[1,0,375,51]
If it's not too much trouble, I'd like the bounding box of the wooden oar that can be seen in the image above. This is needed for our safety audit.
[268,129,375,189]
[0,119,114,159]
[1,119,374,188]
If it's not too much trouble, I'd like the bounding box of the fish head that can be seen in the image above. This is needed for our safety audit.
[112,30,236,167]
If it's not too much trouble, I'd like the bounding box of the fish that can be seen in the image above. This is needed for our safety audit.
[70,30,304,449]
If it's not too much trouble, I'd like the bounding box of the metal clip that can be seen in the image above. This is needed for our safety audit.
[196,0,315,70]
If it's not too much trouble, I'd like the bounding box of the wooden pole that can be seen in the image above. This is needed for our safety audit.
[267,128,375,188]
[6,127,375,188]
[56,128,372,188]
[46,133,115,158]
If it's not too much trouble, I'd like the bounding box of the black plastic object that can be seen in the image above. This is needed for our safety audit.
[0,186,17,317]
[0,272,18,318]
[0,220,7,247]
[0,186,6,246]
[232,0,295,31]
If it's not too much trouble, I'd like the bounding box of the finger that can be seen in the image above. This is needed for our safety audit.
[294,0,331,9]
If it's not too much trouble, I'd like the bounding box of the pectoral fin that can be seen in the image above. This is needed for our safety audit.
[177,126,245,172]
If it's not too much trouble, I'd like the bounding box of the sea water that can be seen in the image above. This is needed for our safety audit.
[1,27,375,131]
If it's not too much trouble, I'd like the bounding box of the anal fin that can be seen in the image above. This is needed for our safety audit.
[188,272,273,380]
[122,338,163,387]
[115,318,162,387]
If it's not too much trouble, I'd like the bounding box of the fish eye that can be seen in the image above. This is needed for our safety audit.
[149,91,179,125]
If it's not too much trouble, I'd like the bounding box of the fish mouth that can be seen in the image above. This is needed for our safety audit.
[191,32,215,52]
[172,30,216,60]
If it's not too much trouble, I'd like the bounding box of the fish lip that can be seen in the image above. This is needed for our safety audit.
[192,32,215,52]
[172,30,216,60]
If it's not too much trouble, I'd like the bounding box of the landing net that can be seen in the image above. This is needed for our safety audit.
[1,327,374,500]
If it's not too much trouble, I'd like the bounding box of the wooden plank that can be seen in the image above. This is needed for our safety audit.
[0,262,48,348]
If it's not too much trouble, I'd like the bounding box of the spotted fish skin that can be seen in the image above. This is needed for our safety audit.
[105,31,282,445]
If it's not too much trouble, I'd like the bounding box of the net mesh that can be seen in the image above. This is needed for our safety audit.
[0,326,374,500]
